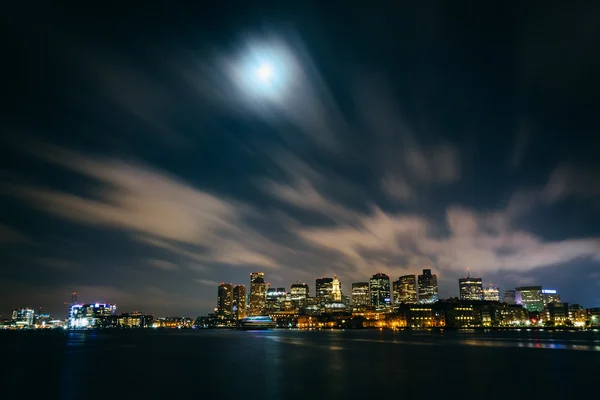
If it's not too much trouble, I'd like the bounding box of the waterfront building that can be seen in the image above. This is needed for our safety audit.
[331,276,342,301]
[588,308,600,327]
[406,305,444,328]
[569,304,586,327]
[69,303,116,328]
[249,272,267,316]
[417,269,439,304]
[503,290,516,305]
[459,276,483,301]
[515,286,544,312]
[369,273,391,309]
[483,285,500,302]
[117,313,153,328]
[541,302,570,326]
[217,283,234,317]
[542,289,561,306]
[394,275,418,304]
[12,308,35,327]
[496,304,529,326]
[233,285,247,319]
[351,282,370,307]
[316,277,334,303]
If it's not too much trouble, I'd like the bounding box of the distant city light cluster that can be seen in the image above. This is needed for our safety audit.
[2,270,599,331]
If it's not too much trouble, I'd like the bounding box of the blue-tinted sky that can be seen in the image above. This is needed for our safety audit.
[1,2,599,317]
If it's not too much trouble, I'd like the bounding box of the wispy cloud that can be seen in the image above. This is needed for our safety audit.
[9,145,281,270]
[147,259,180,271]
[0,224,32,245]
[543,164,600,203]
[194,279,219,287]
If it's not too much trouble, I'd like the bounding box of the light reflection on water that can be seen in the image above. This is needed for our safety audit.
[259,332,600,352]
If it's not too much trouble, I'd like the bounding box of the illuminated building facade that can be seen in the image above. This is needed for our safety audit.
[290,283,309,301]
[217,283,234,317]
[542,289,561,306]
[352,282,370,307]
[395,275,417,304]
[316,277,334,303]
[496,304,528,326]
[483,286,500,301]
[369,273,391,309]
[406,305,444,328]
[417,269,439,304]
[69,303,116,328]
[503,290,516,305]
[233,285,246,319]
[569,304,586,327]
[541,302,570,326]
[117,313,153,328]
[12,308,35,327]
[331,276,342,301]
[249,272,267,316]
[459,276,483,301]
[515,286,544,312]
[265,287,287,311]
[588,308,600,327]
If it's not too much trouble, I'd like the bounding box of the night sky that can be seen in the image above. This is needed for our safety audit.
[2,2,599,317]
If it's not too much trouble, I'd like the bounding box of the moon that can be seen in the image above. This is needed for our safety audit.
[256,63,274,82]
[229,41,297,102]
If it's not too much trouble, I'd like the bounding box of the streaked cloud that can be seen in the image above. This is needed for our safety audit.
[0,224,31,245]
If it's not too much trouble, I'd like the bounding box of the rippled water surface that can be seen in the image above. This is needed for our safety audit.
[3,329,600,399]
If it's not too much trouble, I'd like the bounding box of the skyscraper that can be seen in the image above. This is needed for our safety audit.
[395,275,418,304]
[503,290,516,304]
[417,269,439,304]
[217,283,233,317]
[351,282,370,307]
[249,272,267,316]
[233,285,246,319]
[369,273,391,309]
[515,286,544,312]
[331,275,342,301]
[265,287,287,311]
[483,285,500,301]
[459,276,483,301]
[316,277,334,303]
[290,283,309,301]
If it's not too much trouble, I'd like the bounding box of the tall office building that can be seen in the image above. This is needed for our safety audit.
[233,285,246,320]
[483,285,500,301]
[265,287,287,311]
[395,275,418,304]
[331,276,342,301]
[12,308,35,327]
[290,283,309,301]
[352,282,370,307]
[503,290,516,305]
[369,273,391,309]
[249,272,267,316]
[316,277,334,303]
[515,286,544,312]
[217,283,234,317]
[542,289,561,305]
[459,276,483,301]
[417,269,439,304]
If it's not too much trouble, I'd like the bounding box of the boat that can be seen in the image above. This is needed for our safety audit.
[240,316,277,330]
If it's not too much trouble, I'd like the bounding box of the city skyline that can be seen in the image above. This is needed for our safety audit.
[0,266,595,318]
[2,3,600,317]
